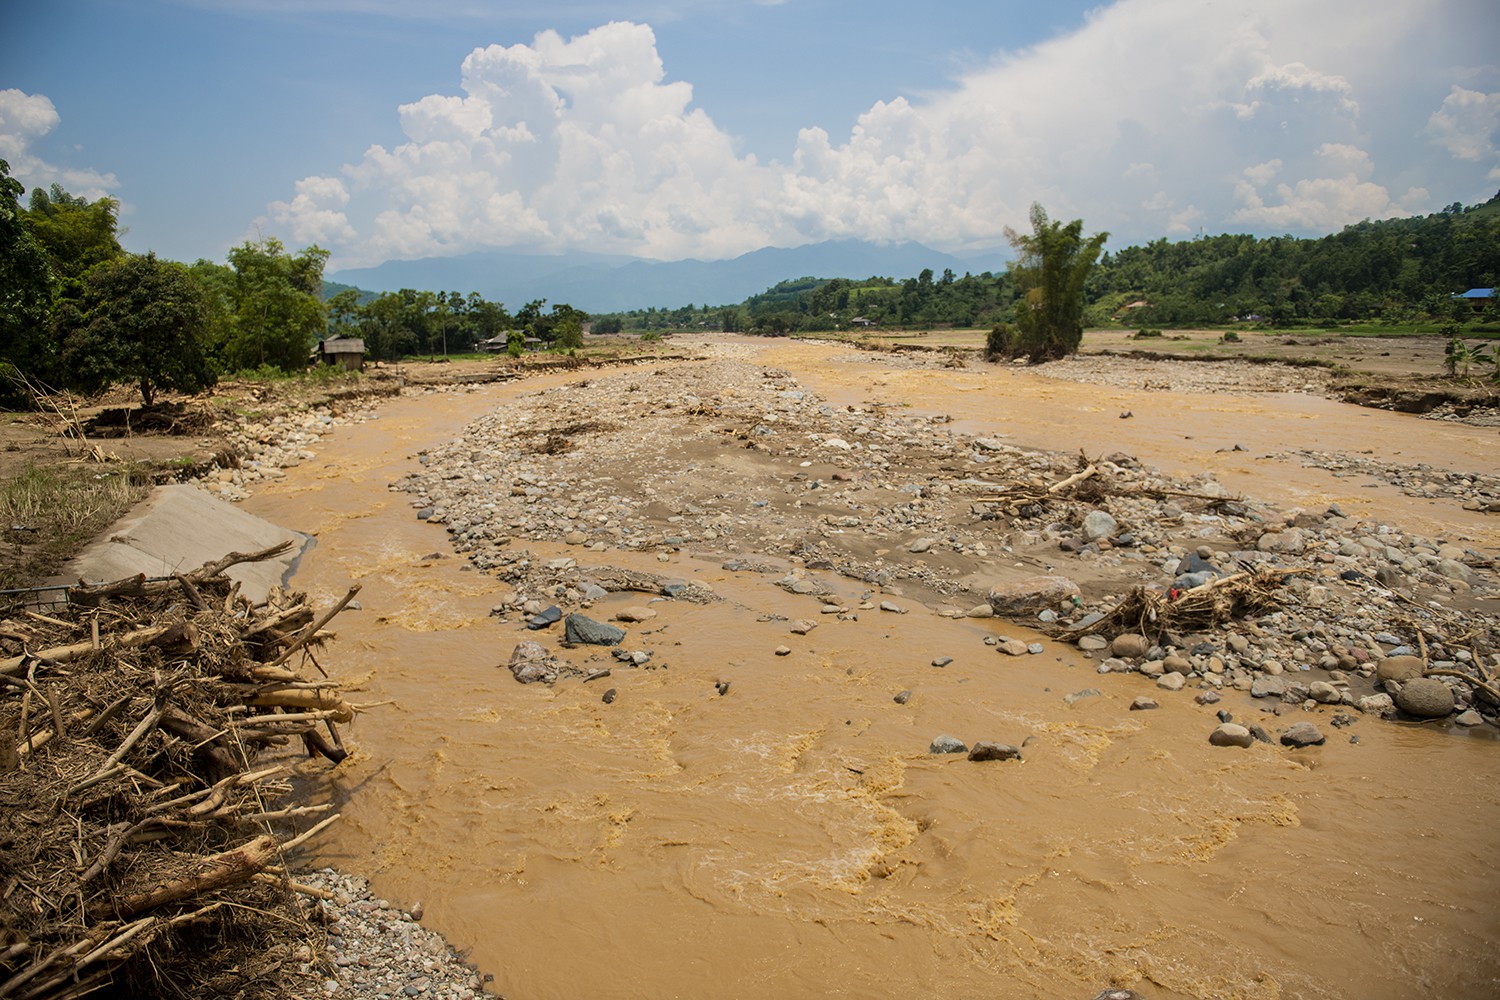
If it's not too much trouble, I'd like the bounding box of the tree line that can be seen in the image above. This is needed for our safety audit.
[0,158,587,407]
[592,192,1500,337]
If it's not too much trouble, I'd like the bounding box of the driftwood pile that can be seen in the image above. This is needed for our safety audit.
[0,543,359,998]
[1060,566,1300,642]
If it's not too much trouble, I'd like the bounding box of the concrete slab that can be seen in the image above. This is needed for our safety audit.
[54,485,308,602]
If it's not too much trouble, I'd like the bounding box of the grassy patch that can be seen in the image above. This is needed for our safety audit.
[0,462,152,590]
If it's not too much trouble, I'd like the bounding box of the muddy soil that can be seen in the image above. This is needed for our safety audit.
[230,335,1498,1000]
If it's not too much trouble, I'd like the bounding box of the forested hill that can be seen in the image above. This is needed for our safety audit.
[605,193,1500,334]
[1089,194,1500,326]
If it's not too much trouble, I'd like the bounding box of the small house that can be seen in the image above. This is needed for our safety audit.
[1453,288,1495,312]
[315,337,365,371]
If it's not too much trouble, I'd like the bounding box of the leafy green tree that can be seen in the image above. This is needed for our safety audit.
[1004,204,1108,361]
[0,159,58,401]
[357,292,405,361]
[224,238,328,371]
[466,293,512,347]
[61,253,215,406]
[24,184,123,285]
[551,303,586,349]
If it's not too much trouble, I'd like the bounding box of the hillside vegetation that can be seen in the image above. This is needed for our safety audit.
[596,194,1500,335]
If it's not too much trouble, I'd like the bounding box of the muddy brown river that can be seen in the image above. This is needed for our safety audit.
[245,341,1499,1000]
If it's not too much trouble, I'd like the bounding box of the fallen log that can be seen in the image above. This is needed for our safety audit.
[89,834,279,920]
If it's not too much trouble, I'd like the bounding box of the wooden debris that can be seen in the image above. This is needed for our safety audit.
[0,548,360,997]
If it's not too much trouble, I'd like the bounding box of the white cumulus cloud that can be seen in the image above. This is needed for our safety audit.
[1427,86,1500,180]
[0,89,118,200]
[266,0,1497,268]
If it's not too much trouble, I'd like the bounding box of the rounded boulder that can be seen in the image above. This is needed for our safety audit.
[1394,677,1455,719]
[1375,655,1424,684]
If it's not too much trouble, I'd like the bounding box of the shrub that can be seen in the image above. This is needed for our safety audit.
[985,324,1014,359]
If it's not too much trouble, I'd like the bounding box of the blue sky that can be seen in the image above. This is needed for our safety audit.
[3,0,1498,274]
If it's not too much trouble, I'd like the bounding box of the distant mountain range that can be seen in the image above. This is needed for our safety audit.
[328,240,1005,313]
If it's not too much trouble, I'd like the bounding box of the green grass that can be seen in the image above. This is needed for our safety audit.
[0,462,152,590]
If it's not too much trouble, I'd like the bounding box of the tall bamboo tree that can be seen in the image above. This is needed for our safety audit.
[1004,203,1108,361]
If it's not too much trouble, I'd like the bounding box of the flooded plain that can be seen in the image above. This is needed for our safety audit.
[244,340,1499,1000]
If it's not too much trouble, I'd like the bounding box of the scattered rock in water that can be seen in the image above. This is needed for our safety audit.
[1194,691,1221,705]
[1092,991,1149,1000]
[563,613,626,646]
[526,605,562,630]
[506,640,554,684]
[715,679,730,696]
[1454,709,1483,726]
[929,735,968,755]
[1077,635,1110,652]
[601,688,617,704]
[774,645,792,656]
[987,576,1080,616]
[879,600,906,614]
[1027,642,1045,655]
[789,619,818,635]
[1280,722,1326,747]
[997,639,1029,656]
[932,656,953,667]
[1111,633,1150,659]
[1130,696,1159,711]
[1209,723,1255,748]
[612,606,657,623]
[1156,672,1186,691]
[1394,677,1455,718]
[1065,688,1101,705]
[968,742,1023,762]
[893,690,912,705]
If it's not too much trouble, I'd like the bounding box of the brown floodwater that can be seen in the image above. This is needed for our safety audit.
[244,343,1499,1000]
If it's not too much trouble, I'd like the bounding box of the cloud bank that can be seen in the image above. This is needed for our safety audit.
[0,89,119,201]
[262,0,1498,266]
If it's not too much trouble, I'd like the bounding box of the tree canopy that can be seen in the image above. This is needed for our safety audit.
[0,160,57,402]
[61,253,216,406]
[24,184,123,285]
[222,238,329,371]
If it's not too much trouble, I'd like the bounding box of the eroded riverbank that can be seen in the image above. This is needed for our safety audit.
[242,338,1499,1000]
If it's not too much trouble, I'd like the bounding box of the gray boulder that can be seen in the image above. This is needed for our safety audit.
[1375,655,1424,684]
[987,575,1080,616]
[507,640,554,684]
[1081,510,1118,542]
[929,735,967,754]
[1251,676,1286,699]
[1280,722,1326,747]
[1395,677,1455,718]
[564,613,626,646]
[1209,723,1254,748]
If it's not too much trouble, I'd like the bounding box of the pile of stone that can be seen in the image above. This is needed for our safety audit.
[296,869,495,999]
